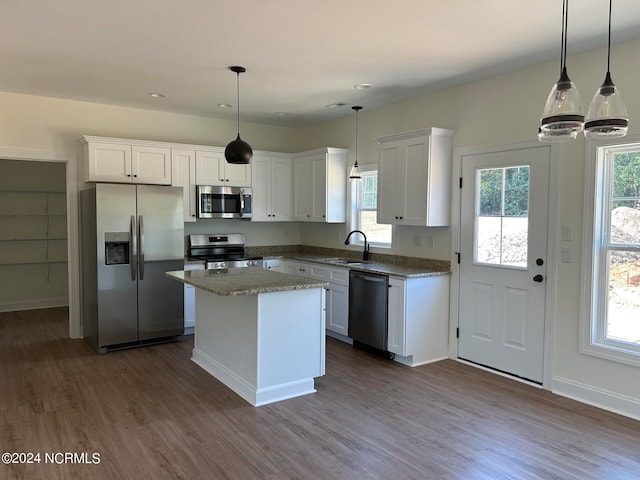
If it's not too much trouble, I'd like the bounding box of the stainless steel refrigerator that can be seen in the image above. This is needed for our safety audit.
[81,183,184,353]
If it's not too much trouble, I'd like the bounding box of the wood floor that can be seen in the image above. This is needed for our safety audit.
[1,308,639,480]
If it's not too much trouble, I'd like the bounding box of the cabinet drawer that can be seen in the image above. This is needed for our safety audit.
[327,267,349,286]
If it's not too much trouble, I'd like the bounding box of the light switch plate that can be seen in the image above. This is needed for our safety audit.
[413,234,422,247]
[561,247,572,263]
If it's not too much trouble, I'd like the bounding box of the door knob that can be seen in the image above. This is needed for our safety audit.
[533,274,544,283]
[536,258,544,266]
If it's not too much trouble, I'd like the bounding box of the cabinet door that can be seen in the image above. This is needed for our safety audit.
[131,146,171,185]
[225,162,252,187]
[310,154,327,221]
[284,261,298,276]
[251,155,271,221]
[195,151,224,185]
[387,277,407,355]
[171,149,197,222]
[293,156,311,221]
[377,141,401,224]
[326,283,349,336]
[271,156,292,221]
[401,138,428,225]
[87,142,132,183]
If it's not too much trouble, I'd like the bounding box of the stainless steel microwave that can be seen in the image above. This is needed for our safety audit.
[197,186,252,219]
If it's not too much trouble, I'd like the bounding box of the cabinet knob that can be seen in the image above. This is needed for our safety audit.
[307,215,310,217]
[192,214,196,217]
[133,174,138,178]
[225,179,230,182]
[126,174,132,177]
[322,215,326,218]
[399,216,403,219]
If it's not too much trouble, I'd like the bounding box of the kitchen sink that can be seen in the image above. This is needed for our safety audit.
[322,257,363,266]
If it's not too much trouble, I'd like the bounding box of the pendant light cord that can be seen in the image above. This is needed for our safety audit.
[561,0,568,72]
[607,0,612,73]
[355,109,359,167]
[236,72,240,135]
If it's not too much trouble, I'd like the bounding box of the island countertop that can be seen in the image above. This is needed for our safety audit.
[166,267,328,296]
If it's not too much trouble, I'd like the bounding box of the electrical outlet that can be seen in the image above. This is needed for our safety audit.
[413,234,422,247]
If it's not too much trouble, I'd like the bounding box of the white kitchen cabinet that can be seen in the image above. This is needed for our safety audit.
[292,148,348,223]
[184,262,206,332]
[290,261,350,339]
[83,138,171,185]
[195,149,251,187]
[387,274,449,366]
[262,258,285,272]
[377,128,454,226]
[326,281,349,337]
[251,152,292,222]
[171,149,197,222]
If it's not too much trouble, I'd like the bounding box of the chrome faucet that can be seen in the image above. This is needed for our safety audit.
[344,230,370,261]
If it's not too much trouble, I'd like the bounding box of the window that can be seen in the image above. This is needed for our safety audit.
[351,166,392,248]
[476,166,529,268]
[583,139,640,365]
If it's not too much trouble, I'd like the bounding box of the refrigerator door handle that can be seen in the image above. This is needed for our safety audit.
[130,215,137,281]
[139,215,145,280]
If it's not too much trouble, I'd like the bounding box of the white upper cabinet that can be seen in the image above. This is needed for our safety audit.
[84,139,171,185]
[171,149,197,222]
[195,149,251,187]
[252,152,292,222]
[293,147,348,223]
[376,128,454,226]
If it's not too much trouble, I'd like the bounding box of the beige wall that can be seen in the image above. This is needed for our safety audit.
[1,36,639,414]
[294,37,640,411]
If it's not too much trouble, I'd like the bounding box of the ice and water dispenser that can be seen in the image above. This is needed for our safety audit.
[104,232,130,265]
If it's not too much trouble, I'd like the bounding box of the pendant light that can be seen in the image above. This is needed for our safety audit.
[224,66,253,164]
[539,0,584,142]
[349,106,362,181]
[584,0,628,139]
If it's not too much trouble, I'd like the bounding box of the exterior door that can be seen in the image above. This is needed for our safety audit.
[458,145,550,383]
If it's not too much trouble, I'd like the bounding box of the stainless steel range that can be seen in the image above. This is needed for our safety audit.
[188,234,263,269]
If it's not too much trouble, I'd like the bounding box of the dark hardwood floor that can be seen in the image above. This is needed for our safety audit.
[1,308,639,479]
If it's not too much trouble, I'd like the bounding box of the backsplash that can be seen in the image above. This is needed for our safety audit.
[246,244,450,272]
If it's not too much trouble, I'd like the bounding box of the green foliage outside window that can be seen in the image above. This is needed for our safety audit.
[479,166,529,217]
[612,152,640,209]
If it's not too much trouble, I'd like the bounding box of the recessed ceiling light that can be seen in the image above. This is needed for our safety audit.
[354,83,372,90]
[218,103,233,108]
[325,102,346,109]
[275,112,290,116]
[148,92,165,98]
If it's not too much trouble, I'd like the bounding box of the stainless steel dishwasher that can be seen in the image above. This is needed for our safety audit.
[348,270,389,353]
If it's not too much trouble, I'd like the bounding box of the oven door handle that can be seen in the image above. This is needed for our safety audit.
[239,189,245,218]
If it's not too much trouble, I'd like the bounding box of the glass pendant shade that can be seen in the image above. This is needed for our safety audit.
[539,67,584,140]
[349,162,362,180]
[584,73,628,139]
[584,0,628,139]
[349,106,363,181]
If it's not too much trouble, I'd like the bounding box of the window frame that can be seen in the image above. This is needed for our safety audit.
[581,135,640,367]
[349,163,393,249]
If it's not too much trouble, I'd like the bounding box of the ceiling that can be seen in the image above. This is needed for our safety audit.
[2,0,640,127]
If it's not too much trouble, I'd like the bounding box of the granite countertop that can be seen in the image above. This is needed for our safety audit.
[265,253,451,279]
[166,267,328,296]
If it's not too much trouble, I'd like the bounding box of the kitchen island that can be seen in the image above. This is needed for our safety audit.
[166,267,328,406]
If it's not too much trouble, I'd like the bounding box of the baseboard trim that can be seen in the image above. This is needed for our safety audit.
[0,297,68,313]
[552,376,640,421]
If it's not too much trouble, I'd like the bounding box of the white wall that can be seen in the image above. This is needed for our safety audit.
[294,37,640,412]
